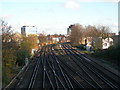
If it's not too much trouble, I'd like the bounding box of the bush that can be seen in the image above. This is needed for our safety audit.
[92,46,120,64]
[16,49,31,66]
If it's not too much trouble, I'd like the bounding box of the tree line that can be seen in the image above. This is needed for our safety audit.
[69,23,111,49]
[1,19,38,87]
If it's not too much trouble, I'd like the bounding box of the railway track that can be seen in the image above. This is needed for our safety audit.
[28,46,45,89]
[27,44,84,89]
[6,43,120,89]
[65,44,120,85]
[59,43,120,89]
[53,46,97,88]
[49,46,83,88]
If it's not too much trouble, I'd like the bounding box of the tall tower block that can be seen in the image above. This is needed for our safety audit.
[21,26,26,36]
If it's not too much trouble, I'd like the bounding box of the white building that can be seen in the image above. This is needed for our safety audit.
[102,38,113,49]
[84,37,113,51]
[21,26,37,36]
[52,37,59,42]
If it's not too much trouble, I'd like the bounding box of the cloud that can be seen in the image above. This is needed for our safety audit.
[78,0,118,2]
[101,0,118,2]
[64,0,118,9]
[65,0,80,9]
[0,0,64,3]
[0,0,118,3]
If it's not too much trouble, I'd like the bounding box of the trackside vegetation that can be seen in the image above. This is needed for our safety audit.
[91,46,120,67]
[1,20,38,87]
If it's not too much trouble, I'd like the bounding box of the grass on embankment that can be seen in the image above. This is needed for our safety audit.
[91,46,120,64]
[90,46,120,70]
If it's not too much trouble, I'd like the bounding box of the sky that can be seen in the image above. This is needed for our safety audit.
[0,0,119,34]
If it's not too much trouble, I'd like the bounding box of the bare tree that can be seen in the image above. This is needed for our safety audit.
[69,23,84,45]
[38,33,46,46]
[0,19,20,51]
[85,25,101,37]
[97,25,110,39]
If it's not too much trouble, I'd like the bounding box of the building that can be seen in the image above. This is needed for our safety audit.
[21,26,26,36]
[81,36,114,51]
[102,38,113,49]
[21,26,37,36]
[46,34,67,44]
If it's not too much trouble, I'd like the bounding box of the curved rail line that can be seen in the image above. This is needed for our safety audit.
[8,43,120,89]
[66,44,120,86]
[28,44,86,89]
[61,43,120,89]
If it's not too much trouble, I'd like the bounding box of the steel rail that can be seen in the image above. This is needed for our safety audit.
[44,46,67,89]
[53,52,84,88]
[54,46,96,88]
[45,47,59,88]
[68,44,120,79]
[46,53,67,89]
[63,44,119,89]
[66,44,120,88]
[42,51,46,88]
[45,70,55,89]
[28,48,43,89]
[43,46,56,88]
[51,47,82,88]
[59,45,97,88]
[62,44,102,88]
[49,46,74,89]
[47,55,60,88]
[46,56,59,88]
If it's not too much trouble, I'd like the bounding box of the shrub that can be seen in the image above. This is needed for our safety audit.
[92,46,120,64]
[16,49,31,66]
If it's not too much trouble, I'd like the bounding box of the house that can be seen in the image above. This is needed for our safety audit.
[46,34,67,44]
[102,38,113,49]
[84,37,113,51]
